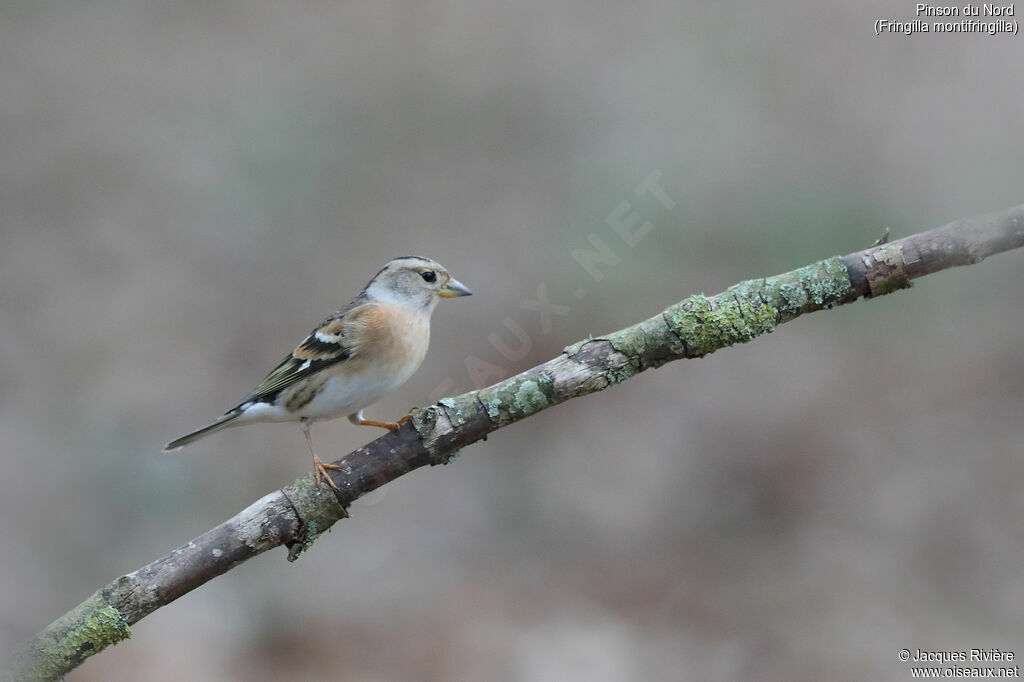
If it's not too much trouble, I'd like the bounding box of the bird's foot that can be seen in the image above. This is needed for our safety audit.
[313,454,343,492]
[349,408,416,431]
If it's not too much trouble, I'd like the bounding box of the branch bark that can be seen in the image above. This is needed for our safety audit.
[10,204,1024,680]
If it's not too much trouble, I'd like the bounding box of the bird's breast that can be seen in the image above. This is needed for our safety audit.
[284,303,430,420]
[356,302,431,372]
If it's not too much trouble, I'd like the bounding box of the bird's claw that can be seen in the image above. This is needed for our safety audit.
[313,454,343,492]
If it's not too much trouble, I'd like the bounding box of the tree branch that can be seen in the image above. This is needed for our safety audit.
[10,204,1024,680]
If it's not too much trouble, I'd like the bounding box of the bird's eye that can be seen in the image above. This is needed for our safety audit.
[420,271,437,283]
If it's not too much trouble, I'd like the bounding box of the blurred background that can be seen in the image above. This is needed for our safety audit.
[2,1,1022,680]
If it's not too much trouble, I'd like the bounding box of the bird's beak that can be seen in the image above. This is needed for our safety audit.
[439,277,473,298]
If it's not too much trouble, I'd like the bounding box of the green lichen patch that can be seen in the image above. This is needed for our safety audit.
[31,599,132,679]
[776,283,809,318]
[664,292,778,358]
[478,372,555,426]
[10,592,134,681]
[485,397,502,421]
[286,518,321,562]
[514,380,550,412]
[282,478,349,562]
[69,604,130,650]
[603,314,676,371]
[437,392,482,427]
[798,256,852,306]
[758,256,853,321]
[604,362,636,386]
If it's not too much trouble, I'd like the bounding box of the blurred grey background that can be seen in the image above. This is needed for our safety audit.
[2,1,1022,680]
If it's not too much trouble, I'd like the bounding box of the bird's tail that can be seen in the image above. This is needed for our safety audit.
[163,410,244,452]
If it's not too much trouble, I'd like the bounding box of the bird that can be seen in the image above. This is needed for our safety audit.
[164,255,472,491]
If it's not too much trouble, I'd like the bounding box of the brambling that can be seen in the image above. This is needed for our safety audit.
[164,256,472,490]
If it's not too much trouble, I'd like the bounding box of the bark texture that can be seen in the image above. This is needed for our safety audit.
[10,204,1024,681]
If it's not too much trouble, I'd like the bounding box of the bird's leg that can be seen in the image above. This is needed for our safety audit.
[347,408,413,431]
[301,418,342,491]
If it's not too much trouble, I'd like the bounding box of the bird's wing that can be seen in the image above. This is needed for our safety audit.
[240,302,376,405]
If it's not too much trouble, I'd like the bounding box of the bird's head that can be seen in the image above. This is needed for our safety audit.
[363,256,472,312]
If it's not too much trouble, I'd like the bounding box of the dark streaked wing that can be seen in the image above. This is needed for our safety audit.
[238,310,360,405]
[243,351,349,404]
[296,336,346,356]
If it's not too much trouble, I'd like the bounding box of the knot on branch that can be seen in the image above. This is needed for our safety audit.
[861,243,913,297]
